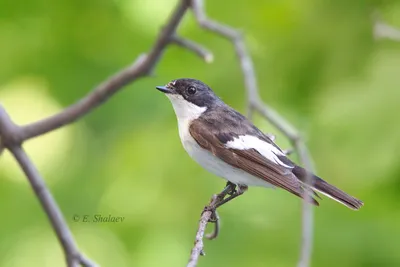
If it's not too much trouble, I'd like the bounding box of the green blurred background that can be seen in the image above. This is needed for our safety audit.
[1,0,400,266]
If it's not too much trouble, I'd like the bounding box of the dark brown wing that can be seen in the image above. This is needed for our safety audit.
[189,120,319,206]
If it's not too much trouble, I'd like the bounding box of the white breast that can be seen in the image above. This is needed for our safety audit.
[166,94,207,142]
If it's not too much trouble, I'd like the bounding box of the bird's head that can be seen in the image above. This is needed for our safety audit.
[156,78,221,120]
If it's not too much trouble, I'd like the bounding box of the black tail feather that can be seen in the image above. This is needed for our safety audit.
[292,166,364,210]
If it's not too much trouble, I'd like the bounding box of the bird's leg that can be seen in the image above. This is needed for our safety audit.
[203,183,247,223]
[214,184,248,209]
[203,182,236,222]
[217,182,237,200]
[202,183,246,240]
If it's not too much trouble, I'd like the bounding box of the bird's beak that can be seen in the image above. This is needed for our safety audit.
[156,86,174,94]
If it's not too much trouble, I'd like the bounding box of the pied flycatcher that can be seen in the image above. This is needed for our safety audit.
[156,78,363,210]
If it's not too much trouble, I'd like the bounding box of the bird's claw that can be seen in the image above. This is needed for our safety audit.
[208,211,218,223]
[202,205,218,223]
[235,184,248,195]
[223,182,237,196]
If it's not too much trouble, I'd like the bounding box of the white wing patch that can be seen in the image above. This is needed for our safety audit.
[225,135,293,168]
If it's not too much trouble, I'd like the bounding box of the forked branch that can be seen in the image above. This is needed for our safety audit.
[188,0,315,266]
[0,0,207,266]
[0,0,317,266]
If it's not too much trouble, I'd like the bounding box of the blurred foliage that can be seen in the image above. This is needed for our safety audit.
[1,0,400,266]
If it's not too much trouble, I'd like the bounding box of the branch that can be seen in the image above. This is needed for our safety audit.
[191,0,258,119]
[0,0,318,265]
[374,20,400,41]
[0,0,213,266]
[171,35,214,63]
[17,0,193,142]
[189,0,315,266]
[372,11,400,42]
[250,104,315,267]
[187,196,219,267]
[0,106,97,267]
[11,145,97,267]
[187,184,235,267]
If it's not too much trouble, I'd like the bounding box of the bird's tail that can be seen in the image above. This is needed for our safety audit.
[292,166,364,210]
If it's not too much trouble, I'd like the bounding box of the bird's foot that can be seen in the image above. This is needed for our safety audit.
[202,204,218,222]
[202,183,247,220]
[235,184,248,195]
[222,182,237,196]
[208,210,218,223]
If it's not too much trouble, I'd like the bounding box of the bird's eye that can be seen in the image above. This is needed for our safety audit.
[187,86,196,95]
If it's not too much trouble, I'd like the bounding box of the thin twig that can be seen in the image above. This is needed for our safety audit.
[18,0,192,141]
[191,0,258,119]
[190,0,315,266]
[187,183,235,267]
[282,148,294,156]
[374,21,400,41]
[10,145,97,267]
[0,0,318,266]
[295,143,314,267]
[0,105,97,267]
[188,195,219,267]
[252,102,315,267]
[0,0,210,266]
[372,11,400,41]
[171,35,214,63]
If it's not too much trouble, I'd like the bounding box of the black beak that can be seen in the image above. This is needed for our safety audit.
[156,86,174,94]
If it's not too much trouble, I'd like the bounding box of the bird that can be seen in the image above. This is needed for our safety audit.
[156,78,363,210]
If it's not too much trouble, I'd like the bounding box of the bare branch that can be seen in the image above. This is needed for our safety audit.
[251,103,315,267]
[171,35,214,63]
[0,0,193,266]
[374,20,400,41]
[18,0,192,142]
[0,105,96,267]
[372,11,400,42]
[295,143,314,267]
[190,0,315,266]
[1,0,318,265]
[10,145,98,267]
[187,183,236,267]
[191,0,258,119]
[282,148,294,156]
[188,197,217,267]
